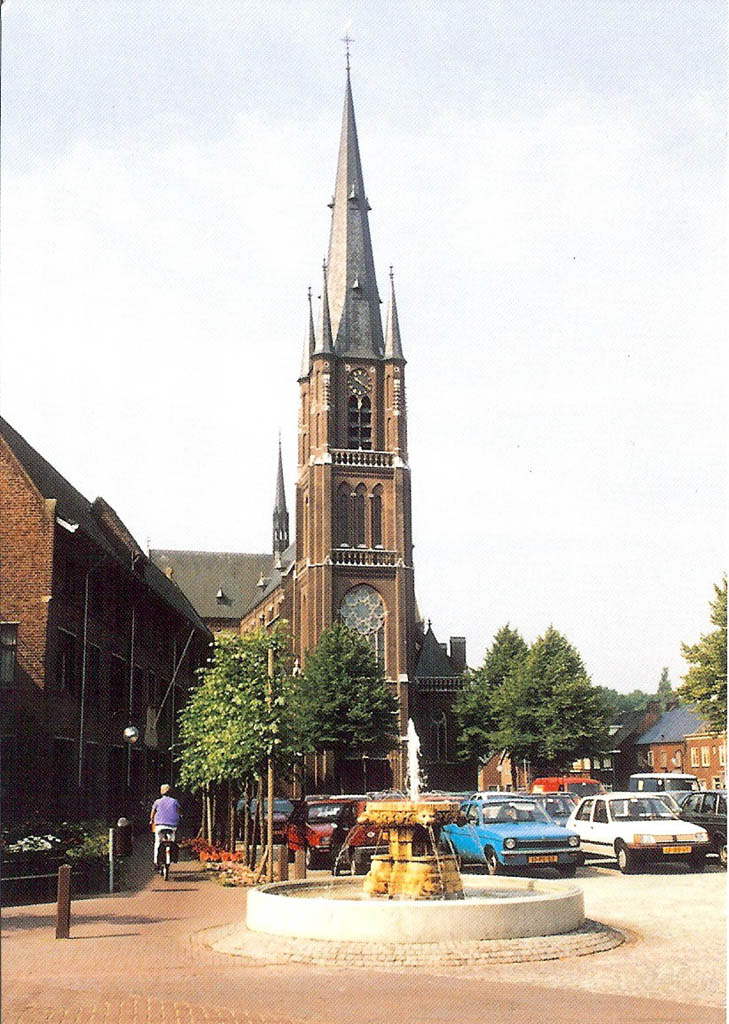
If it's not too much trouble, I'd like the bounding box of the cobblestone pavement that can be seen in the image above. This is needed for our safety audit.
[2,842,725,1024]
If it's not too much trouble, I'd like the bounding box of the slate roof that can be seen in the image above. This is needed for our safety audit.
[636,705,708,745]
[149,544,295,622]
[607,709,654,750]
[415,625,459,679]
[0,416,208,636]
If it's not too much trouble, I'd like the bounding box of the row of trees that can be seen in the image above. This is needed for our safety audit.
[453,625,610,777]
[176,623,398,852]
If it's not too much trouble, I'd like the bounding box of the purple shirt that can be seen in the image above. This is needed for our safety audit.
[151,795,181,827]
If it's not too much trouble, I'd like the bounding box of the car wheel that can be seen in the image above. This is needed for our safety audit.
[485,849,501,875]
[557,864,577,878]
[616,843,637,874]
[718,838,727,870]
[689,852,706,872]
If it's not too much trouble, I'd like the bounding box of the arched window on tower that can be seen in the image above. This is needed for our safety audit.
[336,484,350,546]
[431,712,447,762]
[354,485,366,547]
[340,585,385,668]
[348,395,372,450]
[371,485,383,548]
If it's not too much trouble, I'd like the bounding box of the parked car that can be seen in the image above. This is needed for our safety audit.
[286,796,371,870]
[238,797,293,843]
[441,795,582,877]
[531,776,604,797]
[628,773,701,794]
[529,792,579,826]
[676,790,727,869]
[567,792,710,873]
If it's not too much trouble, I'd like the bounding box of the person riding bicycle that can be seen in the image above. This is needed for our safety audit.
[150,784,181,869]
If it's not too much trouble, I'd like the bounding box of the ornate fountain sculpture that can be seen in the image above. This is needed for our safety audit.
[360,720,463,899]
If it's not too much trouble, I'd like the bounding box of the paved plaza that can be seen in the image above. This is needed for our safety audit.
[2,840,725,1024]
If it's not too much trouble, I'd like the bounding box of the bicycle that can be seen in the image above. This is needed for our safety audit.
[156,827,178,880]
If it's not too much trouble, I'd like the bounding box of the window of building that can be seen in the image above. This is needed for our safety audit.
[647,749,653,766]
[431,712,447,761]
[57,630,77,693]
[719,745,726,767]
[674,749,682,767]
[701,746,710,767]
[354,485,366,547]
[690,746,699,767]
[348,395,372,450]
[336,486,349,546]
[371,485,383,547]
[85,644,102,706]
[339,585,386,667]
[660,750,667,768]
[110,655,127,713]
[0,623,18,685]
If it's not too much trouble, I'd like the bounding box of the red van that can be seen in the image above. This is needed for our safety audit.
[531,776,604,798]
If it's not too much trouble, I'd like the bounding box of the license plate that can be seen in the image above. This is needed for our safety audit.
[528,854,558,864]
[662,845,691,855]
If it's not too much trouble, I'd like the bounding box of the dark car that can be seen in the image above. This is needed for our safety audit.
[286,796,371,870]
[676,790,727,868]
[239,797,294,843]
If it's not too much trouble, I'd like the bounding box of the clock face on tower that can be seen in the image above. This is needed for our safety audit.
[348,368,371,397]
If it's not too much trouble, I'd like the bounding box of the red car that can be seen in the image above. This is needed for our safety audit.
[286,796,382,872]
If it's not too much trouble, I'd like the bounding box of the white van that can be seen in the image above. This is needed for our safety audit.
[628,772,701,793]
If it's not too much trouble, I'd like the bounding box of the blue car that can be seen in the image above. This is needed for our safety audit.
[442,795,583,877]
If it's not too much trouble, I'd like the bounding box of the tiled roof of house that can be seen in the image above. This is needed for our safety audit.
[636,705,707,744]
[0,416,209,636]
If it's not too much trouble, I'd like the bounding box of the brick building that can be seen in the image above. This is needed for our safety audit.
[0,417,211,824]
[152,70,470,792]
[636,704,726,789]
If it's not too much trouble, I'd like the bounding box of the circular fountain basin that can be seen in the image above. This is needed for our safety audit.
[246,875,584,944]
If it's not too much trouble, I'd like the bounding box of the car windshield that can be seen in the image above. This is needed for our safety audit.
[608,797,677,821]
[481,801,551,824]
[308,803,345,822]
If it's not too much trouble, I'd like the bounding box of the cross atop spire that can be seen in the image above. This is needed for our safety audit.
[341,32,354,73]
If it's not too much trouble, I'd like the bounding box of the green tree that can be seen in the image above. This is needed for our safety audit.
[594,686,650,716]
[295,623,399,790]
[489,626,610,777]
[176,626,295,799]
[453,625,528,761]
[656,666,673,712]
[678,576,727,733]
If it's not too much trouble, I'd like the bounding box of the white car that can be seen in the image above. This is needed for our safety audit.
[567,792,710,873]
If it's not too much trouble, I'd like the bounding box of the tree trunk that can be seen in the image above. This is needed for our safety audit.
[243,778,250,866]
[205,784,213,843]
[228,780,235,853]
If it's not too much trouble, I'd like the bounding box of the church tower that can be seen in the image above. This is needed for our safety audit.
[295,69,417,787]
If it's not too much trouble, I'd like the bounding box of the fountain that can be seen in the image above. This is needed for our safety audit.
[241,722,588,948]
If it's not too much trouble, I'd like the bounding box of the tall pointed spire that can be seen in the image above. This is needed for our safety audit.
[299,287,315,378]
[314,260,333,354]
[273,435,289,557]
[384,266,405,361]
[326,70,384,358]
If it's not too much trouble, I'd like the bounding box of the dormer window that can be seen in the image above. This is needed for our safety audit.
[216,587,225,603]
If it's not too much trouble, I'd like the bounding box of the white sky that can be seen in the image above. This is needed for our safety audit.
[1,2,725,693]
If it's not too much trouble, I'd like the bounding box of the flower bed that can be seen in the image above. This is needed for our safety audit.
[1,820,112,905]
[181,837,257,886]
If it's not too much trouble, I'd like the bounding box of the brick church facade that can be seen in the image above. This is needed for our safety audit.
[153,70,475,793]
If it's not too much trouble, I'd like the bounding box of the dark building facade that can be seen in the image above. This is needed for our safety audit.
[0,417,211,824]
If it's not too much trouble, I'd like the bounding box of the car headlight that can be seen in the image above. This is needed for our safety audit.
[568,835,579,848]
[504,837,516,850]
[319,836,331,846]
[697,830,709,843]
[633,834,657,845]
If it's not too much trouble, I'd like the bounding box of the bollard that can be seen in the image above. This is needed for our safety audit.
[294,848,306,880]
[55,864,71,939]
[277,843,288,882]
[108,827,115,893]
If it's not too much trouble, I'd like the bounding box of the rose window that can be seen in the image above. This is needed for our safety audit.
[340,585,385,665]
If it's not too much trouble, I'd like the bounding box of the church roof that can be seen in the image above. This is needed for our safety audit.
[150,544,296,623]
[325,71,384,359]
[415,624,460,679]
